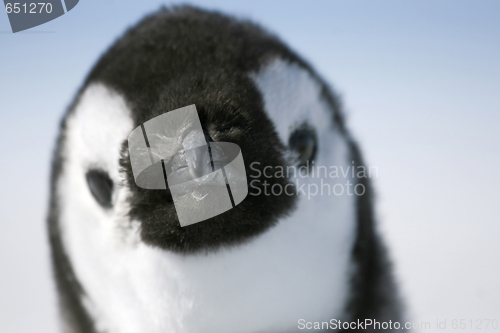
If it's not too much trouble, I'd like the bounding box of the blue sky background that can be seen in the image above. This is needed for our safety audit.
[1,1,499,332]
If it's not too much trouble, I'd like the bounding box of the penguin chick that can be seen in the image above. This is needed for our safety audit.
[48,5,402,333]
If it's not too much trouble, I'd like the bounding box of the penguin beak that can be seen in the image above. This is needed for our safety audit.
[164,145,214,186]
[123,102,297,251]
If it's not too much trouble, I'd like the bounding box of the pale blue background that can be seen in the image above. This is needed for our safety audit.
[1,1,499,332]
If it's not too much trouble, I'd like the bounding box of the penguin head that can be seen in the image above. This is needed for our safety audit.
[52,6,359,332]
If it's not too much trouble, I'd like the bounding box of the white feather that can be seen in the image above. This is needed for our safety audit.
[58,59,357,333]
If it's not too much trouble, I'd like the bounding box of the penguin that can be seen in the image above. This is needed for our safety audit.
[48,5,402,333]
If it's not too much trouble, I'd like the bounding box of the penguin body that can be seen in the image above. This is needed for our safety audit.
[48,6,401,333]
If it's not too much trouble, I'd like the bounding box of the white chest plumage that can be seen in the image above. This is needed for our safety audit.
[58,60,357,333]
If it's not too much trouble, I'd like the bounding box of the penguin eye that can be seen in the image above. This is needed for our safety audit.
[86,170,114,208]
[289,126,317,167]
